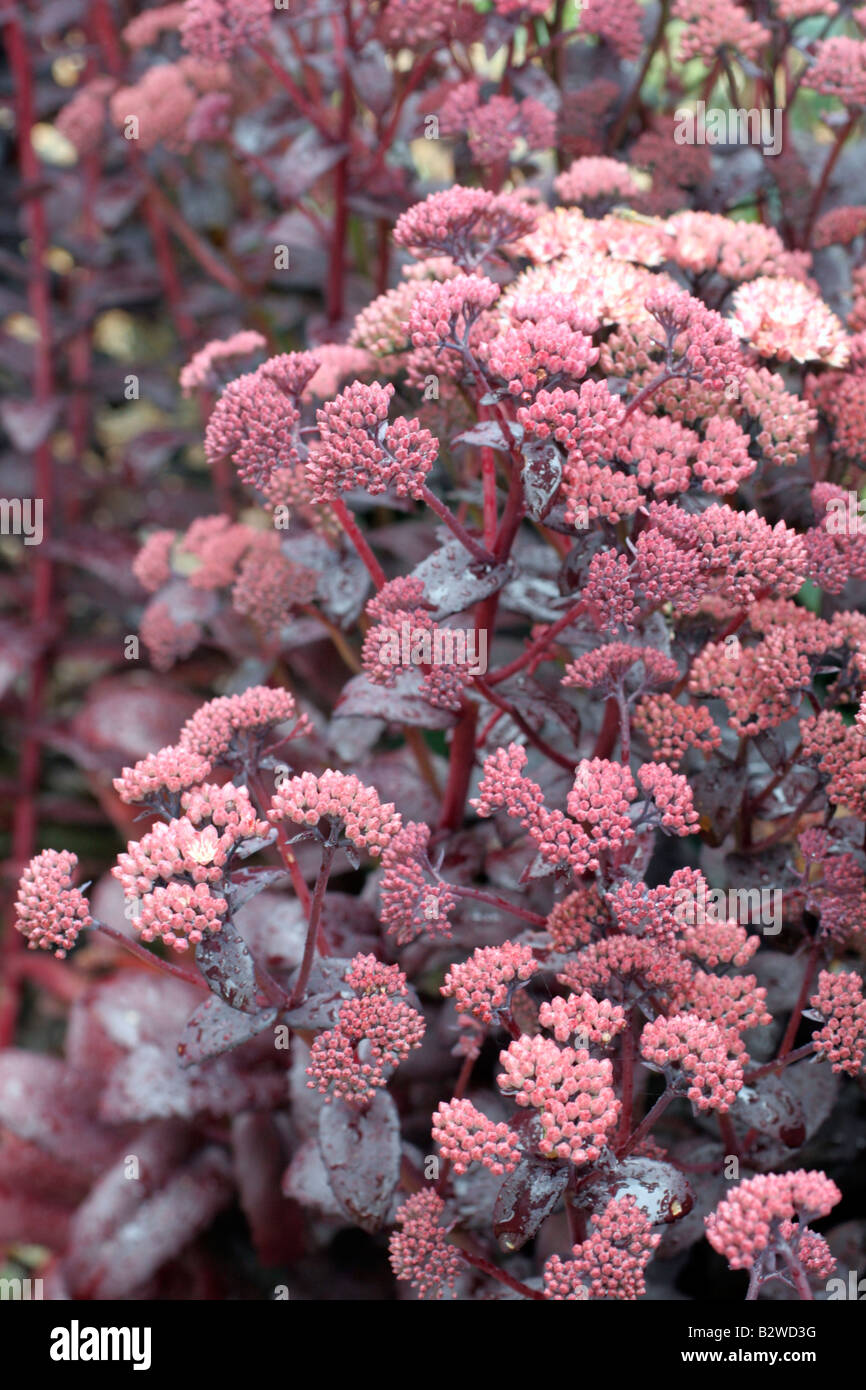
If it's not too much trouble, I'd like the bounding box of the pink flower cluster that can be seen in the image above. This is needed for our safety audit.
[544,1196,661,1300]
[307,956,424,1105]
[640,1014,745,1112]
[705,1171,842,1271]
[309,381,437,501]
[432,1099,521,1175]
[269,770,402,856]
[180,686,309,764]
[810,970,866,1075]
[441,941,539,1024]
[15,850,92,959]
[388,1191,462,1300]
[497,1034,621,1164]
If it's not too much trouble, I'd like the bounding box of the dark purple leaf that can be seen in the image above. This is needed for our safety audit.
[177,995,278,1066]
[521,441,563,522]
[195,917,259,1012]
[410,537,511,617]
[730,1074,806,1150]
[576,1157,694,1225]
[0,397,62,451]
[67,1148,234,1299]
[453,421,514,451]
[227,865,291,908]
[282,956,353,1030]
[0,1052,115,1174]
[336,669,458,728]
[493,1156,569,1251]
[318,1092,401,1232]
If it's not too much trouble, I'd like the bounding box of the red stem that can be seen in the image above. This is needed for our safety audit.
[329,498,387,588]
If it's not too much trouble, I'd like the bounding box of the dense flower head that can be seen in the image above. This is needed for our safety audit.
[307,992,425,1104]
[554,157,641,209]
[814,205,866,248]
[180,686,309,764]
[380,822,457,945]
[114,785,267,894]
[705,1171,842,1270]
[136,879,229,950]
[634,694,721,767]
[549,1195,662,1301]
[498,1034,621,1164]
[693,505,807,604]
[640,1014,745,1111]
[739,366,816,467]
[679,970,772,1033]
[15,850,92,959]
[485,301,598,397]
[113,744,212,809]
[731,277,849,366]
[646,285,745,393]
[563,644,680,695]
[672,0,770,62]
[204,354,319,491]
[803,36,866,108]
[55,78,115,155]
[269,770,402,856]
[664,212,793,283]
[232,535,318,638]
[310,381,437,501]
[109,63,201,151]
[561,935,694,996]
[432,1098,521,1175]
[394,188,537,271]
[133,530,175,593]
[579,0,644,60]
[539,992,628,1046]
[179,331,266,395]
[581,550,642,635]
[408,273,501,353]
[545,885,610,952]
[441,941,539,1024]
[810,969,866,1074]
[179,516,253,591]
[389,1191,461,1301]
[678,917,760,970]
[636,761,700,834]
[180,0,272,61]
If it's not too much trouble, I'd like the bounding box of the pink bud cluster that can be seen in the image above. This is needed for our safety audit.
[640,1014,745,1112]
[388,1191,462,1301]
[180,686,309,764]
[15,850,92,959]
[705,1171,842,1271]
[269,770,402,856]
[432,1099,521,1175]
[809,969,866,1075]
[544,1195,661,1300]
[309,381,437,501]
[441,941,539,1024]
[498,1034,621,1164]
[379,822,457,945]
[307,955,424,1105]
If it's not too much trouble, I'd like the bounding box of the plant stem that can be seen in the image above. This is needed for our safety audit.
[457,1249,548,1300]
[288,834,338,1008]
[329,498,387,588]
[776,935,824,1060]
[419,486,497,565]
[450,884,547,926]
[618,1088,674,1158]
[92,921,208,989]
